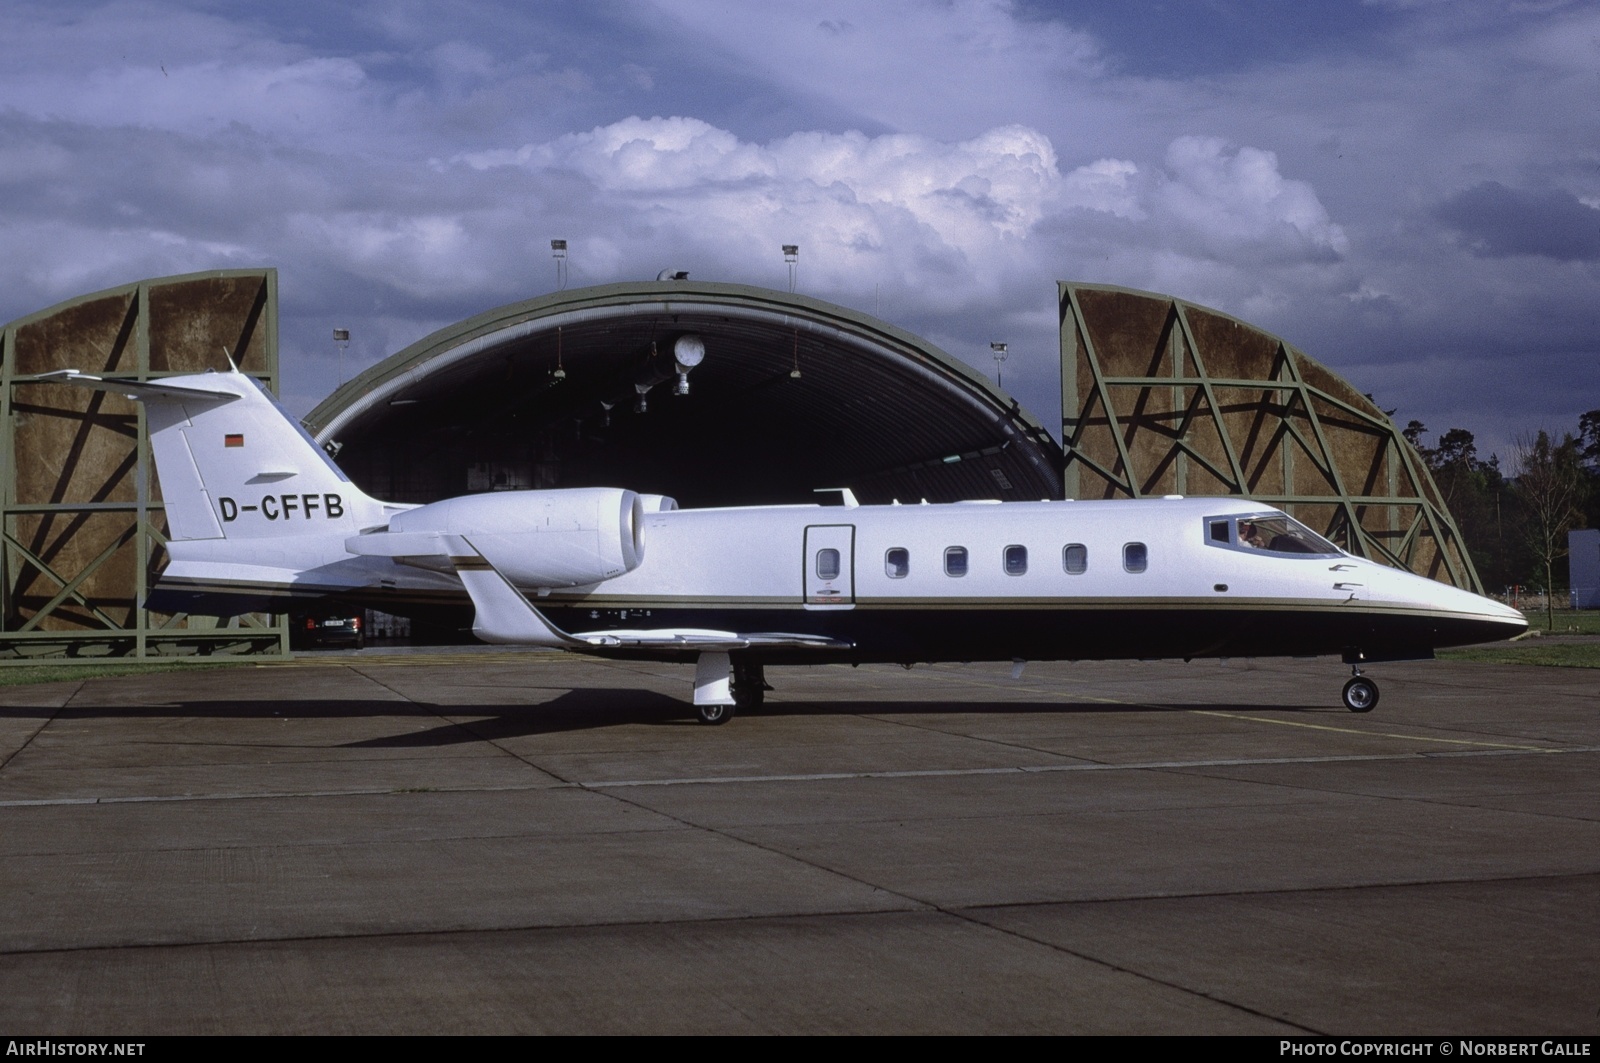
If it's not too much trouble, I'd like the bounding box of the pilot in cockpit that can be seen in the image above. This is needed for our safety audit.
[1238,520,1266,549]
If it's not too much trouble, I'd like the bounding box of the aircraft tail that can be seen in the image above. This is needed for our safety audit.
[49,370,386,541]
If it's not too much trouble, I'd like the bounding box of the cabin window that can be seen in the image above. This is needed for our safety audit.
[885,547,910,579]
[944,546,968,577]
[1123,542,1148,573]
[816,548,841,581]
[1004,545,1028,575]
[1063,543,1088,574]
[1209,520,1230,544]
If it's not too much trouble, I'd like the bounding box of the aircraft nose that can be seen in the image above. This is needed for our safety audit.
[1413,575,1528,645]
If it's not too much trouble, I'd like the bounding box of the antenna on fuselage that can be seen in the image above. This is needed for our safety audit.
[221,346,238,372]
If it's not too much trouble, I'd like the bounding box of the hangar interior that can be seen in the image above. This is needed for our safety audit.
[307,282,1063,510]
[1,270,1478,659]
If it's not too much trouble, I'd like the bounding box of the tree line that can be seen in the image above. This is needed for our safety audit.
[1402,410,1598,614]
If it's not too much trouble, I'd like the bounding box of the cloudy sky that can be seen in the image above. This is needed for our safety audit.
[2,0,1596,459]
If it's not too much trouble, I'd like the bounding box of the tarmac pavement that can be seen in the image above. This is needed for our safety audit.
[0,651,1595,1034]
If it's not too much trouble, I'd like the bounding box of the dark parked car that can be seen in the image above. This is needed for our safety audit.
[295,612,364,650]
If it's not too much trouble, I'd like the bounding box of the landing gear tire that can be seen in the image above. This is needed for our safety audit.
[697,702,734,726]
[1342,676,1379,713]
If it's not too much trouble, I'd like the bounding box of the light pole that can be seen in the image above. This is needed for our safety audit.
[990,341,1008,388]
[551,239,568,290]
[334,328,350,386]
[783,244,798,293]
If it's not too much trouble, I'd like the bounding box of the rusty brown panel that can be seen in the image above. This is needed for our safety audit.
[1438,541,1470,587]
[1117,384,1186,495]
[1181,443,1236,495]
[10,382,139,506]
[12,293,137,376]
[1213,386,1288,495]
[1279,404,1340,497]
[1170,391,1235,492]
[1290,349,1381,414]
[1285,502,1342,540]
[148,274,270,372]
[1075,288,1176,376]
[1074,351,1100,425]
[8,511,138,630]
[1066,389,1130,499]
[1308,396,1403,498]
[1184,306,1279,379]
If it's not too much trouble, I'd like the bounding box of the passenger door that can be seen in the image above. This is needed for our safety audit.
[803,524,856,610]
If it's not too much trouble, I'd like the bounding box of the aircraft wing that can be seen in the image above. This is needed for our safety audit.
[445,536,852,653]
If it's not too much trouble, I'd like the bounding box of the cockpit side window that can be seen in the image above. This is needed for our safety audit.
[1207,514,1340,557]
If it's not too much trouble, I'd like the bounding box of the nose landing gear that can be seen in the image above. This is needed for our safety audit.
[1342,668,1379,713]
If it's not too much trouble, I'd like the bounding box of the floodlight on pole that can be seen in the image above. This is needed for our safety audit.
[334,328,350,386]
[990,341,1008,389]
[783,244,798,293]
[551,239,568,290]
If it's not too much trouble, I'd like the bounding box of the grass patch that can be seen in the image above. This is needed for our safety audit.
[1516,609,1600,635]
[0,660,240,688]
[1440,641,1600,668]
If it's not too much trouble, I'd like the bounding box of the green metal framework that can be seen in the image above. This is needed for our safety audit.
[0,270,289,661]
[1059,282,1481,592]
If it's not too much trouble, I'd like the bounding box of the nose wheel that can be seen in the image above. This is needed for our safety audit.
[1341,671,1379,713]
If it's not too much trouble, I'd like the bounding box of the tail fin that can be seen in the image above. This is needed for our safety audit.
[49,370,386,541]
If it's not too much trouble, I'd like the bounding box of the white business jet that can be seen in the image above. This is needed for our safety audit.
[51,368,1526,723]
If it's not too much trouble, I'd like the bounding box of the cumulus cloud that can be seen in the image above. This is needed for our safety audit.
[0,0,1594,450]
[452,117,1347,313]
[1153,137,1348,260]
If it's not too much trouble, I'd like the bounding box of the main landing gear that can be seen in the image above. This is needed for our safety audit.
[692,654,771,725]
[1341,667,1379,713]
[731,658,770,711]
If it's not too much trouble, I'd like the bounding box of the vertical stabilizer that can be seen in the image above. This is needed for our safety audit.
[47,370,386,541]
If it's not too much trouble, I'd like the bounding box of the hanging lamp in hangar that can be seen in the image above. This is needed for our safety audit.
[305,279,1063,509]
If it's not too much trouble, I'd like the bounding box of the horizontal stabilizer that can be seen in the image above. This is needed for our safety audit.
[41,370,242,403]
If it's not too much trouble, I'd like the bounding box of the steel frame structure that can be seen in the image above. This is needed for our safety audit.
[0,270,288,661]
[1059,283,1481,593]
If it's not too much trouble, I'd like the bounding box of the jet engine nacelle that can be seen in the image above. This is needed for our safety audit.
[385,487,645,588]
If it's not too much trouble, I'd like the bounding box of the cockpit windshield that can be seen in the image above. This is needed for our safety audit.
[1207,514,1341,557]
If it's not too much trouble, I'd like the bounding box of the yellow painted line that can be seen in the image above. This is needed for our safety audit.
[1190,710,1557,752]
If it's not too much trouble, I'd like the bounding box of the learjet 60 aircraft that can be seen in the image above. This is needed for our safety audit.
[54,368,1526,723]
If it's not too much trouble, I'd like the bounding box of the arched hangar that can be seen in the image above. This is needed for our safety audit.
[305,280,1063,509]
